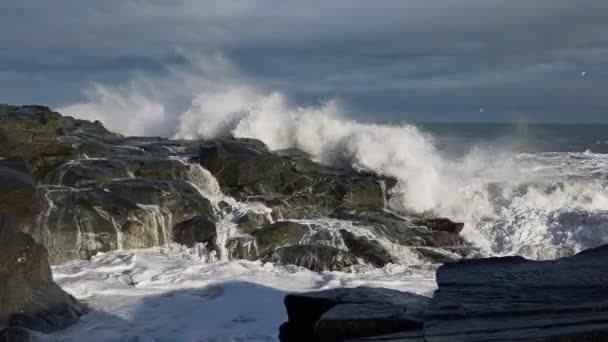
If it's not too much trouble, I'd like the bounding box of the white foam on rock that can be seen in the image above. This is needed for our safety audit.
[48,246,437,341]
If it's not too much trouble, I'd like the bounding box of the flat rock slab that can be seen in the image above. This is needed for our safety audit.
[315,302,424,341]
[424,245,608,341]
[281,287,429,342]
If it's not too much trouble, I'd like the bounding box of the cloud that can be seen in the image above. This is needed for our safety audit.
[3,1,608,122]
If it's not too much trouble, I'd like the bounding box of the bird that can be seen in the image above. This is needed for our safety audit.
[479,108,485,113]
[581,71,587,77]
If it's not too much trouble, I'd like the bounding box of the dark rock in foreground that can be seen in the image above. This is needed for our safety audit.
[280,245,608,341]
[0,214,86,334]
[280,287,429,341]
[424,245,608,342]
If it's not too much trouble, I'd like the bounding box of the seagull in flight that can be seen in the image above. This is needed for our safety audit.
[581,71,587,77]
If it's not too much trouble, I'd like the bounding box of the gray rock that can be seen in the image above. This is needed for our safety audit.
[199,139,390,218]
[252,221,310,256]
[424,245,608,341]
[226,236,258,260]
[32,179,214,263]
[172,215,217,249]
[339,229,396,267]
[0,214,86,333]
[314,302,423,341]
[0,158,37,230]
[280,287,429,342]
[265,245,360,272]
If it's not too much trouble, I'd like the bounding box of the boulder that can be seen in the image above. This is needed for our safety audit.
[332,209,473,261]
[235,211,272,234]
[0,105,78,178]
[0,158,37,230]
[43,159,131,187]
[32,179,214,264]
[252,221,310,256]
[0,214,86,334]
[264,245,360,272]
[226,236,258,260]
[413,218,464,235]
[280,287,429,342]
[172,215,217,249]
[424,245,608,341]
[199,139,390,218]
[339,229,396,267]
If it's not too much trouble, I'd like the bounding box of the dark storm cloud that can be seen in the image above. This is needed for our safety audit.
[1,0,608,122]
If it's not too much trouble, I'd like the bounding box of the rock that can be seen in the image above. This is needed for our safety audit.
[252,221,310,256]
[31,179,214,264]
[101,179,213,223]
[0,105,78,178]
[172,215,217,249]
[199,139,390,218]
[43,159,131,187]
[332,209,472,260]
[280,287,429,342]
[0,158,37,229]
[0,327,32,342]
[339,229,396,267]
[314,302,423,341]
[235,211,271,234]
[0,214,86,333]
[424,245,608,341]
[264,245,360,272]
[226,236,258,260]
[413,218,464,235]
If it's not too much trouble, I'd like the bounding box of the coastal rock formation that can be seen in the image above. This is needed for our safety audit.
[0,214,86,335]
[279,287,428,341]
[279,244,608,341]
[0,158,37,230]
[199,139,390,219]
[424,244,608,341]
[1,104,469,270]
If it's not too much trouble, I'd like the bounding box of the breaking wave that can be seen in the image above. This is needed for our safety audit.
[60,54,608,260]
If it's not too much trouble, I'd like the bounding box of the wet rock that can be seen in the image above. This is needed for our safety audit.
[0,327,32,342]
[332,209,472,259]
[0,106,78,178]
[339,229,396,267]
[0,214,86,334]
[413,218,464,234]
[252,221,310,256]
[264,245,359,272]
[43,159,131,187]
[101,178,212,223]
[315,302,424,341]
[235,211,272,234]
[0,158,37,230]
[32,180,214,263]
[199,139,389,218]
[424,245,608,341]
[226,236,258,260]
[280,287,429,342]
[172,215,217,249]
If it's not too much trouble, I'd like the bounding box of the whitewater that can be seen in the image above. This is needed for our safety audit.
[49,58,608,341]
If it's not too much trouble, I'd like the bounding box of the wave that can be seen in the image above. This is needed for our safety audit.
[60,54,608,260]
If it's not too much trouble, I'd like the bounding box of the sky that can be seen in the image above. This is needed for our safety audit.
[1,0,608,125]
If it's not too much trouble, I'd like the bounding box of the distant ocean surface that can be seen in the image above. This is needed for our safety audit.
[418,122,608,156]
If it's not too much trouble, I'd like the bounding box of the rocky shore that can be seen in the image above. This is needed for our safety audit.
[279,245,608,341]
[1,104,606,341]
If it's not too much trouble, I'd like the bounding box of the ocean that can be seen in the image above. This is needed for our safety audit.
[52,98,608,340]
